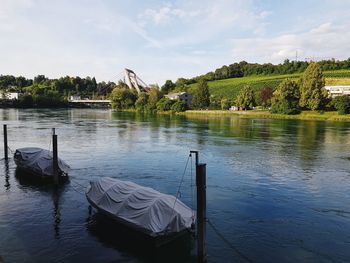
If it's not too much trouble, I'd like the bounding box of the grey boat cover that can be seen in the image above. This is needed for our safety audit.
[14,147,70,177]
[86,177,195,237]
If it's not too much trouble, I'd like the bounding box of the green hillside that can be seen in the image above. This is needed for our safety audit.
[188,70,350,99]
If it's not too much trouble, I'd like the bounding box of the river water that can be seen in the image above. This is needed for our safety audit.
[0,108,349,263]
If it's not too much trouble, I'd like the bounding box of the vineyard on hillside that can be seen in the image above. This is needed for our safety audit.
[188,70,350,100]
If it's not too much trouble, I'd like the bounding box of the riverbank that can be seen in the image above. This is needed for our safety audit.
[180,110,350,122]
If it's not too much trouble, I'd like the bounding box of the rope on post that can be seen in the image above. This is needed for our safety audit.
[207,219,254,263]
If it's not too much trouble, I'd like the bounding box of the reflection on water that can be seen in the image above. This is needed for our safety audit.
[86,213,194,263]
[0,109,350,263]
[14,169,67,241]
[4,160,10,190]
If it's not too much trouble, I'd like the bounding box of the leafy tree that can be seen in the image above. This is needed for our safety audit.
[161,80,176,94]
[171,100,187,112]
[299,62,328,110]
[192,79,210,109]
[260,87,274,108]
[332,95,350,114]
[110,88,137,110]
[271,79,300,114]
[221,98,230,110]
[235,85,255,110]
[147,87,162,111]
[135,92,148,111]
[156,97,174,111]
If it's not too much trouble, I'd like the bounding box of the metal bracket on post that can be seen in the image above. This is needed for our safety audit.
[190,150,207,263]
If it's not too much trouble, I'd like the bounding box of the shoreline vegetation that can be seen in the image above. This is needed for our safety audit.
[180,110,350,122]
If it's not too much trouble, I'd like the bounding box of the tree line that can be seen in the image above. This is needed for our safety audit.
[0,74,116,107]
[161,58,350,94]
[232,63,350,115]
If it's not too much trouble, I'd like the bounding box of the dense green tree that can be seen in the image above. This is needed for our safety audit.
[299,62,328,110]
[271,79,300,114]
[110,88,137,110]
[135,92,148,111]
[221,98,230,110]
[171,100,187,112]
[156,97,174,111]
[260,87,274,108]
[332,95,350,114]
[147,87,162,111]
[235,85,255,110]
[161,80,176,94]
[192,79,210,109]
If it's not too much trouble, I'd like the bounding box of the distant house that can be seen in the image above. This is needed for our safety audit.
[69,95,81,101]
[2,92,21,100]
[324,86,350,97]
[165,92,192,105]
[229,106,239,111]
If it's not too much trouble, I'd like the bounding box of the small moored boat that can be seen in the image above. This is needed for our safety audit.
[14,147,70,178]
[86,177,195,241]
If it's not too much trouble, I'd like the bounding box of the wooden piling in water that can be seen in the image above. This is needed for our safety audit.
[190,150,207,263]
[3,124,8,160]
[52,128,59,185]
[196,163,207,263]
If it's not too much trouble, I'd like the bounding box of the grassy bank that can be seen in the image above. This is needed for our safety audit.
[181,110,350,122]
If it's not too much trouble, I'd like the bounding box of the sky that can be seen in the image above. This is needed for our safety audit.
[1,0,350,85]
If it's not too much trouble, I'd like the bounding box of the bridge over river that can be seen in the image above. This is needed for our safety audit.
[68,99,111,108]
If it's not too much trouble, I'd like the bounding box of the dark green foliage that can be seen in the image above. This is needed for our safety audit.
[147,88,162,111]
[156,98,174,111]
[299,63,328,110]
[110,88,137,110]
[161,80,176,94]
[192,79,210,109]
[235,85,255,110]
[171,100,187,112]
[135,92,148,111]
[332,96,350,114]
[18,94,33,107]
[271,79,300,114]
[260,87,274,108]
[221,98,230,110]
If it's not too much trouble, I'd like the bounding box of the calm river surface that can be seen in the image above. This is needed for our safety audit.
[0,108,350,263]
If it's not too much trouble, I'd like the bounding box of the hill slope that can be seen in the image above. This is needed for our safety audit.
[188,70,350,99]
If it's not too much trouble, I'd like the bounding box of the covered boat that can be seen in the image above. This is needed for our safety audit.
[14,147,70,178]
[86,177,195,238]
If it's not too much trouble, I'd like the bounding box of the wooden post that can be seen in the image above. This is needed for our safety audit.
[52,128,59,185]
[196,163,207,263]
[3,124,8,160]
[191,150,207,263]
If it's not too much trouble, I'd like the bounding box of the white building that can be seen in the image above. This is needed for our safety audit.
[324,86,350,97]
[2,92,21,100]
[165,92,192,105]
[69,95,81,101]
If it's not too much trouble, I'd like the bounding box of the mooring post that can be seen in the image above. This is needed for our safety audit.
[190,150,207,263]
[196,163,207,263]
[52,128,59,185]
[3,124,8,160]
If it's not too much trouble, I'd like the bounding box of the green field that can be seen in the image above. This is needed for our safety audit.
[188,70,350,99]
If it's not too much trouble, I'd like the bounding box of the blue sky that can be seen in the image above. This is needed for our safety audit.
[1,0,350,85]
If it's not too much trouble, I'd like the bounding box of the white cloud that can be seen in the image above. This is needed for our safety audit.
[230,22,350,63]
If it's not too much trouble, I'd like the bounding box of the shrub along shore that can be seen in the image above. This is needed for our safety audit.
[180,110,350,122]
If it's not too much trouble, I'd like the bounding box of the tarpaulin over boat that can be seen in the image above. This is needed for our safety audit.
[14,147,70,177]
[86,177,195,237]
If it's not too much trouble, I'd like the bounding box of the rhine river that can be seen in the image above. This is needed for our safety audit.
[0,108,349,263]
